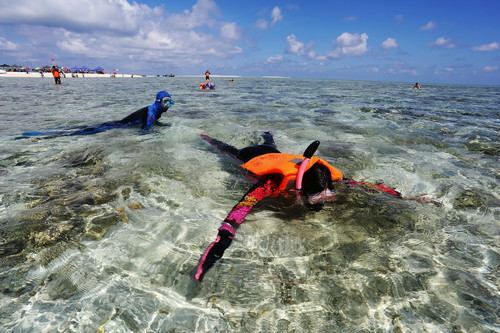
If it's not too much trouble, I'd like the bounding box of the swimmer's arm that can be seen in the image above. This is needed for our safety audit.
[194,178,278,281]
[142,109,156,131]
[341,178,442,207]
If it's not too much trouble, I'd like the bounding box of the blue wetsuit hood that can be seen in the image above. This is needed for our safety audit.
[145,90,172,129]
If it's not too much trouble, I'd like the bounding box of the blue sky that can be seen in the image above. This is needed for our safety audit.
[0,0,499,84]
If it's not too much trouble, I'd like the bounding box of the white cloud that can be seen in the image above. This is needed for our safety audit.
[483,66,498,72]
[0,0,244,71]
[255,6,283,30]
[255,18,268,30]
[343,16,358,22]
[166,0,220,29]
[0,0,160,35]
[266,54,284,63]
[389,62,418,76]
[400,68,418,75]
[428,36,456,49]
[270,6,283,25]
[220,22,242,41]
[420,21,437,31]
[472,42,500,52]
[285,34,317,59]
[0,37,19,51]
[320,32,369,59]
[381,37,398,50]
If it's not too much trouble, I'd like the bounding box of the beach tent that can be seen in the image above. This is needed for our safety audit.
[71,66,79,72]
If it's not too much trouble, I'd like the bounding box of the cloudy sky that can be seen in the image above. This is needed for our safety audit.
[0,0,499,84]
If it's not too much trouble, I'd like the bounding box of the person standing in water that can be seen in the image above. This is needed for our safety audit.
[205,70,210,80]
[51,66,61,85]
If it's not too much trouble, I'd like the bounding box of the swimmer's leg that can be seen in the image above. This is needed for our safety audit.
[201,134,239,159]
[262,130,276,147]
[236,132,280,163]
[201,132,280,163]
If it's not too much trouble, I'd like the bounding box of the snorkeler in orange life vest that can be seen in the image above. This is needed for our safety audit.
[194,132,442,281]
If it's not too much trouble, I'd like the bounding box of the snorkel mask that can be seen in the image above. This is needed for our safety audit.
[295,140,337,211]
[307,188,337,205]
[155,90,175,108]
[161,97,175,108]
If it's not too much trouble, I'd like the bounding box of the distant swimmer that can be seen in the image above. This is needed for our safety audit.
[205,70,210,80]
[228,79,234,82]
[414,82,421,89]
[21,91,175,137]
[200,80,215,90]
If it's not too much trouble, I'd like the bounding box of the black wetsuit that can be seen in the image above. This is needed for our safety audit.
[117,106,150,126]
[210,131,281,163]
[21,106,159,137]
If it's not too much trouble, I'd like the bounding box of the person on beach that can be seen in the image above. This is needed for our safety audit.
[205,70,210,80]
[194,132,442,281]
[51,66,61,84]
[22,90,174,137]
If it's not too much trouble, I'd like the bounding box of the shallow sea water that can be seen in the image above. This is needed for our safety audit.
[0,76,499,332]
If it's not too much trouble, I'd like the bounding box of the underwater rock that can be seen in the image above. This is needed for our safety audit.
[465,139,500,156]
[116,207,129,223]
[127,202,144,210]
[0,145,137,276]
[0,240,26,257]
[453,189,485,209]
[121,187,132,198]
[83,212,122,241]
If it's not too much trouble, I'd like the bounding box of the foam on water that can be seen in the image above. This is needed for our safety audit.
[0,77,499,332]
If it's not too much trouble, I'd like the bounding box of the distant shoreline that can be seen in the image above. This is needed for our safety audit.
[0,72,246,79]
[0,71,139,78]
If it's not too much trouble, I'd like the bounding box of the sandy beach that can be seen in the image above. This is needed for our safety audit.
[0,72,243,79]
[0,71,140,78]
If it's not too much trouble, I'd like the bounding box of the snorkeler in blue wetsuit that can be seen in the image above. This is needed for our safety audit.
[21,91,175,137]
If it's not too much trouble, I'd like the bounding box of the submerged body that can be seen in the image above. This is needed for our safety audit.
[195,132,442,281]
[21,91,174,137]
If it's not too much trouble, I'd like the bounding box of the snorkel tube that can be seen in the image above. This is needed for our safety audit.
[295,140,320,190]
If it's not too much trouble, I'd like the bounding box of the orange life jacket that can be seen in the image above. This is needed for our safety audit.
[241,153,343,196]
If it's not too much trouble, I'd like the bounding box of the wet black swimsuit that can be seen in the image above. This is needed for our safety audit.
[116,107,150,126]
[207,131,281,163]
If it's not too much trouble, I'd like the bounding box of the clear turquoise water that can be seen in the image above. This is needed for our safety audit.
[0,76,499,332]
